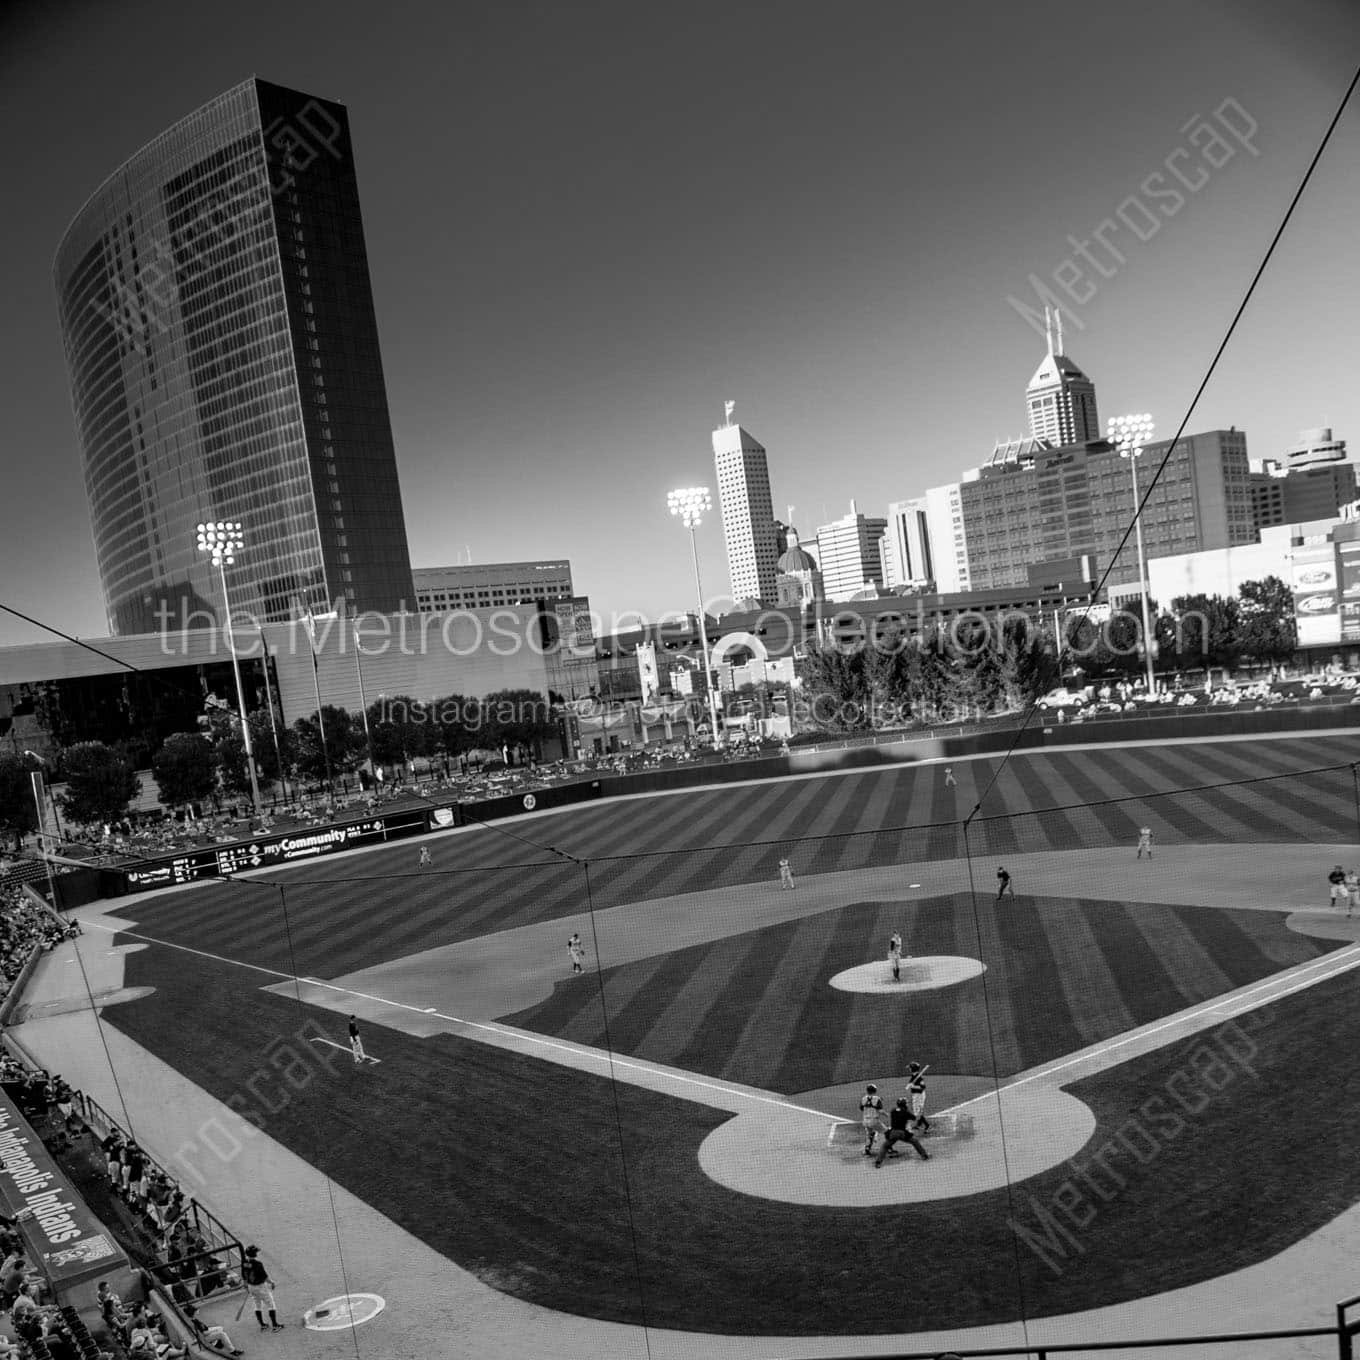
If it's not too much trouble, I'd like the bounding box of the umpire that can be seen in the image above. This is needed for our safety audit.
[874,1098,931,1166]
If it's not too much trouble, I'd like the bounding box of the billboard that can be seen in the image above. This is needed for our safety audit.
[1339,541,1360,643]
[1292,545,1341,647]
[123,807,435,891]
[0,1091,127,1295]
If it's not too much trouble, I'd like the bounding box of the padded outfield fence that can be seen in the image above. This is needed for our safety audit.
[24,735,1360,1356]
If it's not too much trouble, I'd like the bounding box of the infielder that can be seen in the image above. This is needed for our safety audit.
[778,857,795,889]
[1329,865,1348,911]
[1136,827,1153,859]
[568,933,586,974]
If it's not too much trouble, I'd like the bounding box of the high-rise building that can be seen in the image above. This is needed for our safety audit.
[1249,459,1288,532]
[923,483,970,593]
[413,561,574,612]
[882,498,934,589]
[1285,426,1348,471]
[814,502,888,601]
[55,77,414,635]
[713,413,779,604]
[956,430,1254,591]
[1025,308,1100,446]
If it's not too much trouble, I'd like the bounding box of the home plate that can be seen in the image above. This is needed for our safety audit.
[829,956,986,993]
[303,1293,385,1330]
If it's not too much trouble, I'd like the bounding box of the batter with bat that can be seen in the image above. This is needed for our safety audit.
[907,1062,931,1133]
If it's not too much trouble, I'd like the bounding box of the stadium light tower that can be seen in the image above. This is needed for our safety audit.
[196,521,263,819]
[1107,414,1158,697]
[667,486,724,748]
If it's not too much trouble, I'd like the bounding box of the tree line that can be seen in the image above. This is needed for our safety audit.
[0,688,557,845]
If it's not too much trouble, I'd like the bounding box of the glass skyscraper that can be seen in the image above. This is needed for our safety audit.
[54,77,414,635]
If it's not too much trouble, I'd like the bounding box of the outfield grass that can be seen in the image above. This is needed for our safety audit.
[101,936,1360,1333]
[116,737,1360,981]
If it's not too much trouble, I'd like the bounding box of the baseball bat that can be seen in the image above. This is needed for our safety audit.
[234,1293,247,1322]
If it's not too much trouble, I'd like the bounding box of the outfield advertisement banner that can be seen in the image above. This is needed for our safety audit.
[1292,544,1342,647]
[0,1091,127,1295]
[122,807,435,892]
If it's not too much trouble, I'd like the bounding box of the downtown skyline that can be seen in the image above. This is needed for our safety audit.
[2,0,1360,648]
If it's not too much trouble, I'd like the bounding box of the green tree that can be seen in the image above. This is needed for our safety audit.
[292,707,365,782]
[0,754,40,853]
[59,741,140,828]
[479,689,556,756]
[1237,576,1297,668]
[798,641,872,731]
[151,733,216,812]
[1171,593,1243,670]
[432,694,480,758]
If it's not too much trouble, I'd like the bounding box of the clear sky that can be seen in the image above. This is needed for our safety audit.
[2,0,1358,646]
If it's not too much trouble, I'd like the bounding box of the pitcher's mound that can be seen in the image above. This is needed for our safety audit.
[829,956,986,993]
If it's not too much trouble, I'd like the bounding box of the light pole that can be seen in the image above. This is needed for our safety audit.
[196,521,264,820]
[667,486,724,748]
[352,618,378,786]
[1107,414,1158,697]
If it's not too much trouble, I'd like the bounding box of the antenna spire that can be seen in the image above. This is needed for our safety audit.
[1055,307,1064,355]
[1044,306,1054,356]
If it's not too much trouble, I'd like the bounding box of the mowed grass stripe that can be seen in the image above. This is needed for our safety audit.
[829,902,913,1083]
[1008,755,1125,852]
[1090,747,1231,843]
[1174,900,1333,982]
[1043,752,1184,845]
[989,895,1086,1070]
[924,764,967,858]
[1030,898,1137,1045]
[1088,899,1196,1027]
[1179,743,1357,838]
[724,905,847,1094]
[1132,747,1295,843]
[635,930,770,1069]
[580,784,783,910]
[992,757,1076,854]
[831,768,909,873]
[708,774,841,887]
[886,765,948,867]
[1123,903,1236,1006]
[954,895,1025,1075]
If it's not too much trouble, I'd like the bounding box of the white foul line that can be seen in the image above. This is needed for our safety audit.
[309,1036,381,1065]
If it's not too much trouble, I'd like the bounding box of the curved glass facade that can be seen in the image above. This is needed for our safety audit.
[54,78,413,635]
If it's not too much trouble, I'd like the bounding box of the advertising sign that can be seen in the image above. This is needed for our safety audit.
[1292,545,1342,647]
[0,1092,127,1295]
[1338,542,1360,643]
[123,808,432,893]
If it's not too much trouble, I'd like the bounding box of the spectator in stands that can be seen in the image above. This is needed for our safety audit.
[183,1304,243,1355]
[10,1280,38,1327]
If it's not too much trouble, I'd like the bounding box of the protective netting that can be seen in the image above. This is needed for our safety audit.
[14,737,1360,1357]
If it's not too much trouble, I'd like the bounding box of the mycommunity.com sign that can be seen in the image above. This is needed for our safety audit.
[123,807,432,892]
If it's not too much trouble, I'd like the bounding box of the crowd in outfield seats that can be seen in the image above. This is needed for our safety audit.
[0,887,77,989]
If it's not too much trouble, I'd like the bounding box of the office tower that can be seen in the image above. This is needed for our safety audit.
[1026,307,1099,446]
[1249,460,1288,532]
[713,412,779,604]
[413,561,575,612]
[956,430,1254,590]
[814,502,888,601]
[1285,426,1348,471]
[882,499,934,589]
[1278,428,1354,522]
[923,483,969,593]
[55,77,414,635]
